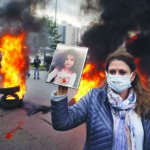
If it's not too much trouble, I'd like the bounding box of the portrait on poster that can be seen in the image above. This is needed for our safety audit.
[46,44,88,89]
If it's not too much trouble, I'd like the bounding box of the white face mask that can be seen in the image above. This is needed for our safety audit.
[106,72,133,93]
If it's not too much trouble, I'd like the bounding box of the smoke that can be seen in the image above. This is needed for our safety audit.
[0,0,46,33]
[0,0,51,76]
[81,0,150,75]
[81,23,126,62]
[82,0,150,30]
[126,32,150,76]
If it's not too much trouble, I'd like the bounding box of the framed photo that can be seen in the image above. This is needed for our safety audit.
[46,44,88,89]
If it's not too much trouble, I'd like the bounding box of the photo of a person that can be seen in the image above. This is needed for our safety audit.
[46,44,88,88]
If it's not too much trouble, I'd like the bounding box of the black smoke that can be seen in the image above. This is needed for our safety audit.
[80,0,150,78]
[126,32,150,76]
[0,0,45,33]
[81,23,127,62]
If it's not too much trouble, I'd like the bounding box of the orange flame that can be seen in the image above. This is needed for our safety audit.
[74,63,106,102]
[0,32,28,98]
[135,57,148,88]
[74,58,150,103]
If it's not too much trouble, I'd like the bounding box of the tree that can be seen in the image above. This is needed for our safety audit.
[44,17,62,51]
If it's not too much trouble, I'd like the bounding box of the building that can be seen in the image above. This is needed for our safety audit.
[58,21,85,46]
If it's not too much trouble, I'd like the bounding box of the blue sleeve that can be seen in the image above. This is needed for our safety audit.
[51,91,67,101]
[51,89,93,131]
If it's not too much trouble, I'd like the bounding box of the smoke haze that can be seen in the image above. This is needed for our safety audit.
[81,0,150,76]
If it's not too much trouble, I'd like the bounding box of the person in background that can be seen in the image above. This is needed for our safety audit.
[50,49,150,150]
[33,55,41,79]
[44,56,52,71]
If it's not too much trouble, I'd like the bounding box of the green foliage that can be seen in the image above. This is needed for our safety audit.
[44,16,62,50]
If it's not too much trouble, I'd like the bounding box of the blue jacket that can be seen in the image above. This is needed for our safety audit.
[51,87,150,150]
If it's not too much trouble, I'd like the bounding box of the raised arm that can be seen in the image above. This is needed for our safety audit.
[51,85,91,131]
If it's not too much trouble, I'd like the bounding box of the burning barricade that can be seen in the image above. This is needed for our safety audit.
[0,32,28,108]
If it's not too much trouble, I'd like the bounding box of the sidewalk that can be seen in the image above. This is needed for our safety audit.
[0,70,85,150]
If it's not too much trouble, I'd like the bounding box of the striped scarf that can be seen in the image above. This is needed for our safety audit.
[107,87,143,150]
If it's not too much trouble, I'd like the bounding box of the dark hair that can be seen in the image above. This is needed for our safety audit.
[105,49,136,72]
[54,49,79,72]
[105,49,150,118]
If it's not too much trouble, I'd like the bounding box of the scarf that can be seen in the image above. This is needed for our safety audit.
[107,87,143,150]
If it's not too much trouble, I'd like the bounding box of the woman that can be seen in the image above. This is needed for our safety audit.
[50,49,150,150]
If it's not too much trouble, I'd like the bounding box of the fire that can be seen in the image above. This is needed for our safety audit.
[134,57,148,88]
[0,32,28,99]
[73,58,150,103]
[127,35,138,43]
[74,63,106,102]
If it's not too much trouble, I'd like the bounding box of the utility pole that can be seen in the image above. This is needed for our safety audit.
[54,0,57,27]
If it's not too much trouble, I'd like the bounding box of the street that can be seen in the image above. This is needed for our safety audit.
[0,70,86,150]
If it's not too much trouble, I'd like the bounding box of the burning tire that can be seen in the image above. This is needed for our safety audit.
[0,86,23,109]
[0,86,20,95]
[0,94,23,109]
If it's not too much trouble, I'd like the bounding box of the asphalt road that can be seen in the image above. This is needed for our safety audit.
[0,70,86,150]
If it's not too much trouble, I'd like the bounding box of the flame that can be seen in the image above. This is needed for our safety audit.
[127,35,138,43]
[74,58,150,103]
[0,32,28,99]
[74,63,106,102]
[134,57,148,88]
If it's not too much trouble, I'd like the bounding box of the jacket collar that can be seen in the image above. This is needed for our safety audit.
[100,85,108,103]
[99,85,114,123]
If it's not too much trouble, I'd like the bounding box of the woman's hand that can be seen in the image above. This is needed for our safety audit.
[57,85,68,95]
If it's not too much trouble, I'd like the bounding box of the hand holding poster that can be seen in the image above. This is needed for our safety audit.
[46,44,88,89]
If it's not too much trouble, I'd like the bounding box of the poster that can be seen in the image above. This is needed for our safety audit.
[46,44,88,89]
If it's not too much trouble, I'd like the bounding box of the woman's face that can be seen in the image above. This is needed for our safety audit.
[108,59,131,75]
[64,54,75,69]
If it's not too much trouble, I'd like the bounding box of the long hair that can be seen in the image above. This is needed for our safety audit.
[53,49,80,73]
[105,49,150,118]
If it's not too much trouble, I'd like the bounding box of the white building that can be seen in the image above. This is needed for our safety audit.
[58,21,85,46]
